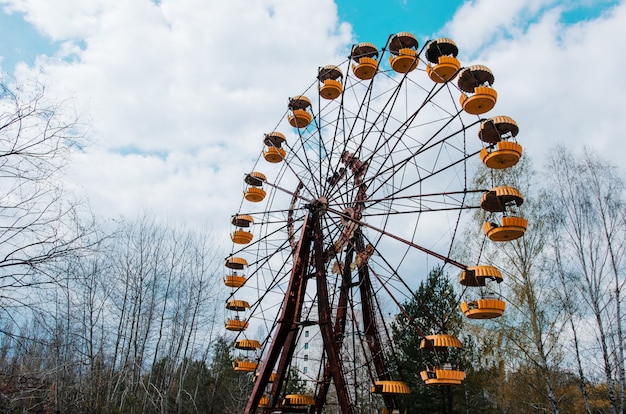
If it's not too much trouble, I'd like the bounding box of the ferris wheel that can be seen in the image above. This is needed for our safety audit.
[224,32,525,414]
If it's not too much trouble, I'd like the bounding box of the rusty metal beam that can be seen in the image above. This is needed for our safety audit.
[355,231,399,410]
[244,213,313,414]
[312,210,354,414]
[314,243,353,412]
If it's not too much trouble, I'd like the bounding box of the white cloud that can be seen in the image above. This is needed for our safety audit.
[444,0,626,173]
[3,0,353,235]
[2,0,109,40]
[444,0,570,54]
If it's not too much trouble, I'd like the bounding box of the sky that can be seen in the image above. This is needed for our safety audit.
[0,0,624,244]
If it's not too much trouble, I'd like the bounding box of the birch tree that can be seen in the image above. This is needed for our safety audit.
[546,147,626,414]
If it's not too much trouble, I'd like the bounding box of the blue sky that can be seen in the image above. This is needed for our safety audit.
[334,0,465,42]
[0,10,55,72]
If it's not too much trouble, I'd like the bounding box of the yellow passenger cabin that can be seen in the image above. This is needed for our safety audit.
[318,65,343,100]
[388,32,419,74]
[225,318,249,331]
[244,171,267,202]
[225,299,250,331]
[460,266,506,319]
[231,214,254,244]
[232,359,258,372]
[350,42,379,80]
[419,334,465,385]
[425,38,460,83]
[262,132,287,163]
[224,257,248,288]
[370,380,410,395]
[234,339,261,350]
[282,394,315,407]
[458,65,497,115]
[481,186,528,241]
[479,116,522,169]
[287,95,313,128]
[258,395,269,407]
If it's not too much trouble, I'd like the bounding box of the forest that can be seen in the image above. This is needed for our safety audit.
[0,75,624,414]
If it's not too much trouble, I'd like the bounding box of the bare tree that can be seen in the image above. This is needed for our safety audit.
[551,238,592,414]
[98,215,223,413]
[65,233,115,412]
[0,78,104,412]
[0,79,95,318]
[105,215,166,410]
[546,147,626,414]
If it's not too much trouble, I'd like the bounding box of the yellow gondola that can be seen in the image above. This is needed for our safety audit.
[388,32,419,73]
[225,318,249,331]
[259,395,269,407]
[231,214,254,244]
[350,42,379,80]
[234,339,261,350]
[224,256,248,288]
[224,273,246,288]
[287,96,313,128]
[232,359,258,372]
[458,65,497,115]
[459,265,506,319]
[419,334,465,385]
[318,65,343,100]
[262,132,287,163]
[371,380,410,395]
[244,172,267,202]
[282,394,315,406]
[479,116,522,169]
[225,299,250,331]
[425,38,460,83]
[481,186,527,241]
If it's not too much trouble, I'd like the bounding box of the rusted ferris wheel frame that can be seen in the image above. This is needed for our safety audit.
[228,33,523,414]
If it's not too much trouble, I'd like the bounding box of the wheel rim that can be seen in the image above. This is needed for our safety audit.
[226,34,518,414]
